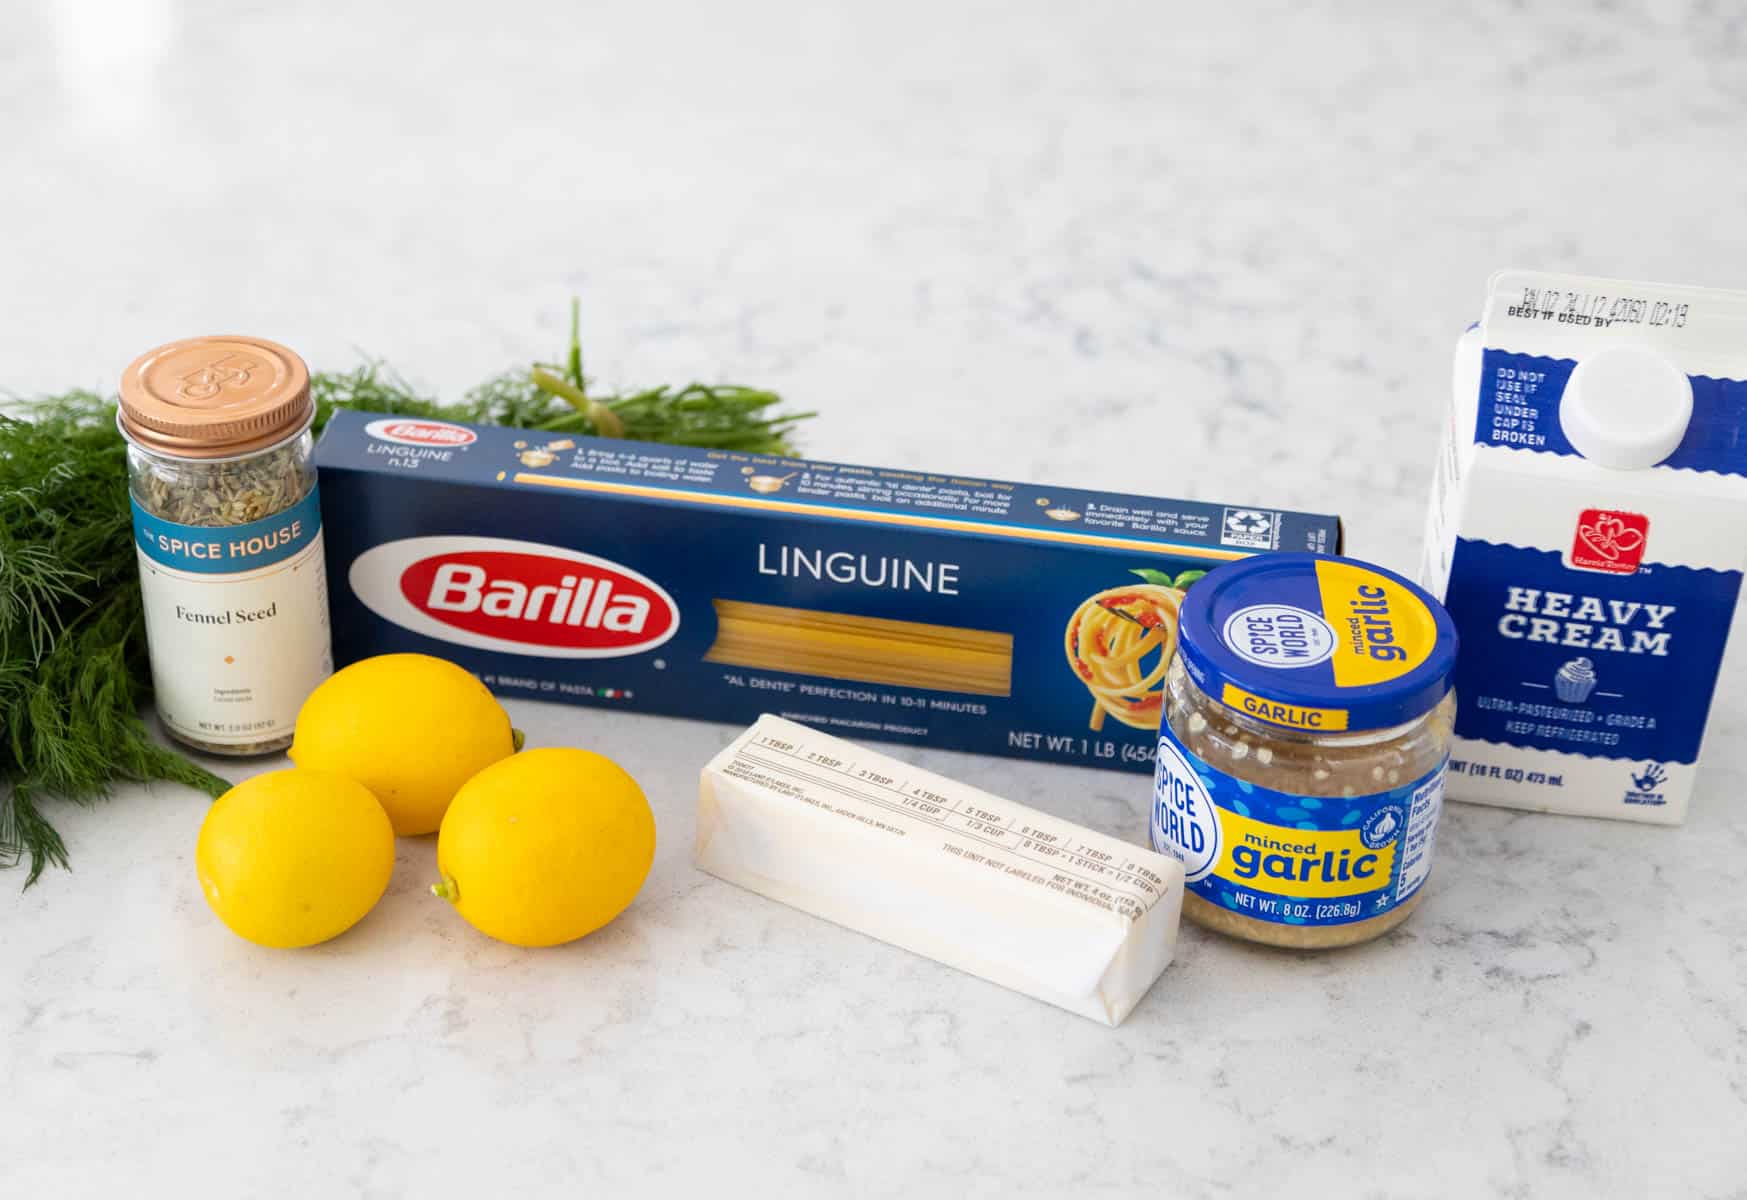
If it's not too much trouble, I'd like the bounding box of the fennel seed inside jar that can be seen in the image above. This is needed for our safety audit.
[119,336,334,755]
[1149,553,1458,949]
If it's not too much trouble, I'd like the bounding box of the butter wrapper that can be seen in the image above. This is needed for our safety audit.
[697,715,1184,1026]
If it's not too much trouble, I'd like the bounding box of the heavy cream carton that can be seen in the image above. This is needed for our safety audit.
[1422,270,1747,824]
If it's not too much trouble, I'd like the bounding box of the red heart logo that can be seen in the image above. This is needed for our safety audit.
[1578,526,1621,560]
[1571,508,1649,574]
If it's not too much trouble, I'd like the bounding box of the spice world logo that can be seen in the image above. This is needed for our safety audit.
[363,418,478,448]
[1569,509,1648,575]
[347,537,679,658]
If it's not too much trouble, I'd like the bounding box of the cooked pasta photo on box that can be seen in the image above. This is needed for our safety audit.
[314,410,1341,772]
[1064,576,1194,732]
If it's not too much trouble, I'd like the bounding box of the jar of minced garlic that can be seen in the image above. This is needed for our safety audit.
[118,336,333,755]
[1149,553,1458,949]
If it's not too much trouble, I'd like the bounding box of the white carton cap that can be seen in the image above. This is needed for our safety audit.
[1559,346,1693,469]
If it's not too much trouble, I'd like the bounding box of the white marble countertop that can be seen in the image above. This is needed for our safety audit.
[5,2,1747,1196]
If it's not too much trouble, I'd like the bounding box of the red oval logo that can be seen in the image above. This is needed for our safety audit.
[399,550,676,651]
[364,418,478,447]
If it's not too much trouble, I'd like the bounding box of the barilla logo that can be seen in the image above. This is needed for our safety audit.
[1570,509,1648,575]
[347,536,678,658]
[363,418,478,448]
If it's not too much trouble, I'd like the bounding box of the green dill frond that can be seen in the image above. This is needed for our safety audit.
[309,360,444,433]
[0,785,70,889]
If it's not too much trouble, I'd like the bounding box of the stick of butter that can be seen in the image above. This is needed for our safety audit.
[696,714,1184,1026]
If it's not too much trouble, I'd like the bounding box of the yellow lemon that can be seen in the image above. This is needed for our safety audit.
[196,769,395,948]
[289,653,519,836]
[432,748,656,947]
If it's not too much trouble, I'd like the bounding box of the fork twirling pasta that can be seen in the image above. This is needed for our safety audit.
[1065,585,1184,731]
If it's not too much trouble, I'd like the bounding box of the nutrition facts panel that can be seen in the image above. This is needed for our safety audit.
[719,723,1178,920]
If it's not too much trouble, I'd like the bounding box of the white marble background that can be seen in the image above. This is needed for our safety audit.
[4,1,1746,1196]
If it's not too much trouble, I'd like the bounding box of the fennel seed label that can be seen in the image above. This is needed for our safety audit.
[119,336,334,755]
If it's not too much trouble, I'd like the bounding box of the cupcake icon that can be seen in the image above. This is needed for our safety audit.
[1555,657,1598,703]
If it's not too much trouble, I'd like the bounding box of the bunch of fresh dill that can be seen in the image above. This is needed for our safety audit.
[311,302,814,453]
[0,396,232,886]
[1,309,811,887]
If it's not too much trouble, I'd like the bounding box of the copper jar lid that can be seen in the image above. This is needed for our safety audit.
[118,335,312,458]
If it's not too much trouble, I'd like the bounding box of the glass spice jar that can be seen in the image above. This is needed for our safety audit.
[1149,553,1458,949]
[118,336,333,755]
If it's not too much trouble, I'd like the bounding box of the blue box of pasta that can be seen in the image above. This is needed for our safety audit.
[314,411,1342,772]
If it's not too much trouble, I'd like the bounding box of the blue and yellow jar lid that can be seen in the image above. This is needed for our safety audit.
[1175,553,1458,733]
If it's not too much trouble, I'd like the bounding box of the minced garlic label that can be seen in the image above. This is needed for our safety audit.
[1314,558,1440,688]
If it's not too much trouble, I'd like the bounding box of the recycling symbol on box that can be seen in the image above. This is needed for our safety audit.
[1225,510,1272,536]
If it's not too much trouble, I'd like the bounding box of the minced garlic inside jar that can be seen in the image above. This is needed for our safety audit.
[1163,658,1455,948]
[1149,553,1459,950]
